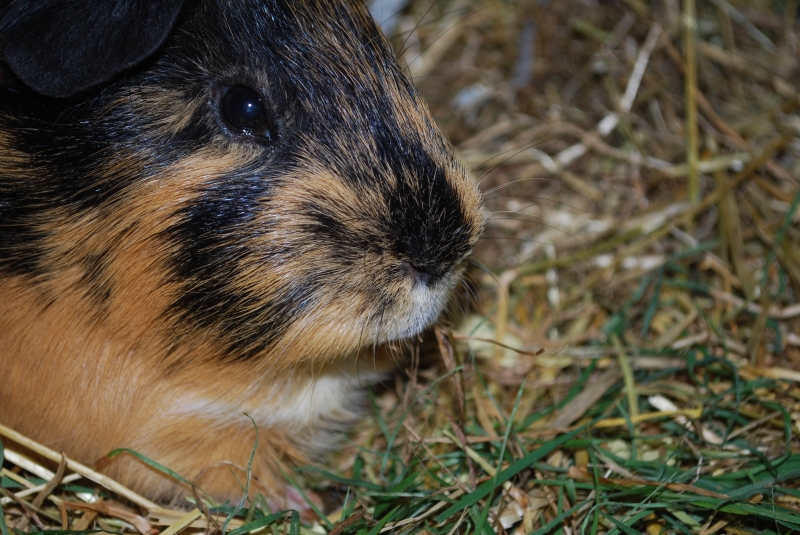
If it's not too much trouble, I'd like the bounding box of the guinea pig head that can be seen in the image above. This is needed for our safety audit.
[155,0,486,368]
[0,0,485,372]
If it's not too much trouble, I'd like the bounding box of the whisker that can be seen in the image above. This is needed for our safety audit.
[484,194,594,213]
[387,339,405,374]
[442,276,479,325]
[466,259,507,300]
[403,72,470,83]
[397,0,440,60]
[344,291,373,400]
[478,235,555,246]
[482,176,584,197]
[389,3,474,41]
[484,217,585,246]
[461,275,480,307]
[474,132,587,185]
[369,0,412,37]
[404,5,487,79]
[373,305,395,391]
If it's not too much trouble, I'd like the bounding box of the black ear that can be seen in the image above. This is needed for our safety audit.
[0,0,185,98]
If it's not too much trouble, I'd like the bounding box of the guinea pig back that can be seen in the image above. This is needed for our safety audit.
[0,0,483,503]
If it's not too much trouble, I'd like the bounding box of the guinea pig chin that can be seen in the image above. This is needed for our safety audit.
[384,261,471,340]
[364,268,461,343]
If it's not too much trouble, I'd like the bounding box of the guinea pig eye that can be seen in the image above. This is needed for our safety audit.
[220,85,276,144]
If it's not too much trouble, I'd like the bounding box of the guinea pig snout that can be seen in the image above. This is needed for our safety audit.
[387,178,482,288]
[398,261,431,285]
[277,154,483,346]
[392,224,464,287]
[371,169,482,337]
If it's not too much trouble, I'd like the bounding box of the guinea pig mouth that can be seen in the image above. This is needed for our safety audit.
[398,261,430,285]
[395,259,460,288]
[372,266,462,342]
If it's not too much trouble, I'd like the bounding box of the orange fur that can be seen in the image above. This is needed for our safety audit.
[0,0,484,506]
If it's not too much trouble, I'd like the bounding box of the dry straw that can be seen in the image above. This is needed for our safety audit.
[3,0,800,534]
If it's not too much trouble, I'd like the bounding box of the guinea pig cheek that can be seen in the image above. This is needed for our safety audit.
[261,172,460,350]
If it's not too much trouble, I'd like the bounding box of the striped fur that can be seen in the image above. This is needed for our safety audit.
[0,0,483,504]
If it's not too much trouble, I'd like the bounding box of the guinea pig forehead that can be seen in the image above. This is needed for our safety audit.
[256,3,401,89]
[181,0,416,121]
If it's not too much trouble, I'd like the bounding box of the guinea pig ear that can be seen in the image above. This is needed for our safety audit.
[0,0,185,98]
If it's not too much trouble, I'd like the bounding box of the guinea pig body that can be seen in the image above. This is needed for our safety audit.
[0,0,483,503]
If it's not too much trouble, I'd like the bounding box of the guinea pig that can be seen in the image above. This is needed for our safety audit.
[0,0,484,506]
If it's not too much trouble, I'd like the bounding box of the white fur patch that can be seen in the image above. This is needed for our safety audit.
[168,363,381,434]
[383,276,456,341]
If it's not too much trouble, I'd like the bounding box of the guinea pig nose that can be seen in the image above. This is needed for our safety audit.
[399,261,434,286]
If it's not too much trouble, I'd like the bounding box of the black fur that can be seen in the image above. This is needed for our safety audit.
[0,0,185,98]
[0,0,479,361]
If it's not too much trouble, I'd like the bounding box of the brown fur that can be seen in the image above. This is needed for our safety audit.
[0,0,484,505]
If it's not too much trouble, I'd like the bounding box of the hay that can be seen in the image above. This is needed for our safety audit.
[3,0,800,533]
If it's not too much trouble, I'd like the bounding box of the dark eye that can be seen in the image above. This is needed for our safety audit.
[220,85,276,144]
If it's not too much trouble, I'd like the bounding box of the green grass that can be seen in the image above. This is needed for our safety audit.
[4,0,800,533]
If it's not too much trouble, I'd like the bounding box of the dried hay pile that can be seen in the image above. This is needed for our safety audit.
[3,0,800,534]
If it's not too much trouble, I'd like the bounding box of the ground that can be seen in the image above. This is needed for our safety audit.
[2,0,800,534]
